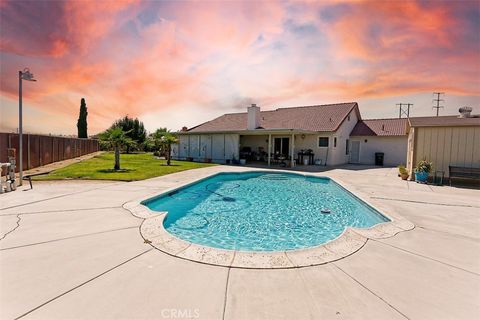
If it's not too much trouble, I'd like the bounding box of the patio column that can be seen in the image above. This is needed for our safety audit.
[291,133,295,168]
[267,134,271,166]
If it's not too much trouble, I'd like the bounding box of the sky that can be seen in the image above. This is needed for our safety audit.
[0,0,479,136]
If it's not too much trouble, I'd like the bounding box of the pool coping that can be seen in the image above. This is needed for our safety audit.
[123,169,414,269]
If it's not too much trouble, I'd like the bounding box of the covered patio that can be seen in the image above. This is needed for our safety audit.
[239,130,325,168]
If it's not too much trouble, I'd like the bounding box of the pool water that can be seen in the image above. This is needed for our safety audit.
[144,172,389,251]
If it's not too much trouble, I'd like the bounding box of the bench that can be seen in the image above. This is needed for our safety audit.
[23,172,50,189]
[449,166,480,186]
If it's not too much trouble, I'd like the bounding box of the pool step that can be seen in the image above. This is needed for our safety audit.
[259,174,291,181]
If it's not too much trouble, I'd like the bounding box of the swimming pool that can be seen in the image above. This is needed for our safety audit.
[144,172,389,252]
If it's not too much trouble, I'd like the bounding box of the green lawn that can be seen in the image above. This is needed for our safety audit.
[34,152,217,181]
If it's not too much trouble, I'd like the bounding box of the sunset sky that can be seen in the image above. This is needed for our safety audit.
[1,0,479,135]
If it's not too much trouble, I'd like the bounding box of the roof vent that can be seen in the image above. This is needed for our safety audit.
[381,124,385,131]
[458,106,472,118]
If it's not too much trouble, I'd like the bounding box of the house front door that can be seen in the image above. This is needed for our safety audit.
[349,141,360,163]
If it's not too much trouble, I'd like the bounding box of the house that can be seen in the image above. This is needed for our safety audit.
[406,109,480,178]
[172,102,361,166]
[172,103,480,172]
[349,118,409,166]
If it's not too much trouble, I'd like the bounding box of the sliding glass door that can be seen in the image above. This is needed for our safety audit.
[273,137,289,156]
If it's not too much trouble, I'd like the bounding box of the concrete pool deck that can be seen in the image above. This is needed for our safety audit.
[0,165,479,319]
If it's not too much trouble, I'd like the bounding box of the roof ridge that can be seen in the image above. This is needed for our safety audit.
[274,102,357,111]
[222,102,357,115]
[186,102,360,133]
[361,118,408,121]
[222,111,247,115]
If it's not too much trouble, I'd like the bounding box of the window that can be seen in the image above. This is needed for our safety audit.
[334,137,337,148]
[346,139,350,155]
[318,137,329,147]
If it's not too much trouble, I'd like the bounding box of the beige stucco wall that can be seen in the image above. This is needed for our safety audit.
[407,126,480,177]
[329,109,359,165]
[350,136,408,166]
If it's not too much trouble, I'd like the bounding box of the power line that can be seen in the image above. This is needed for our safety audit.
[397,103,413,118]
[433,92,444,116]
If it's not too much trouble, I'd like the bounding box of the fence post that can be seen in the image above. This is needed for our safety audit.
[39,136,42,166]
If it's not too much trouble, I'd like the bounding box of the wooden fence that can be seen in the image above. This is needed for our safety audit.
[0,133,99,172]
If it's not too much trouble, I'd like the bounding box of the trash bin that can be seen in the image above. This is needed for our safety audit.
[375,153,384,166]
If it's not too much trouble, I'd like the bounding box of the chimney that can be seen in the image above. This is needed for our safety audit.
[181,126,188,132]
[247,104,260,130]
[458,106,472,118]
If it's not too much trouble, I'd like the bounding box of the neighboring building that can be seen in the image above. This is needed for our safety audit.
[349,118,409,166]
[406,110,480,178]
[173,102,360,166]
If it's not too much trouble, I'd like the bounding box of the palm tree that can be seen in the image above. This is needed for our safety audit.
[98,127,133,170]
[147,128,168,155]
[160,132,178,165]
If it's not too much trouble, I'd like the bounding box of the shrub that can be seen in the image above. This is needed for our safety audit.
[415,159,433,173]
[398,165,408,175]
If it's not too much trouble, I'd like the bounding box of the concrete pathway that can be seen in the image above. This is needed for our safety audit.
[0,165,479,319]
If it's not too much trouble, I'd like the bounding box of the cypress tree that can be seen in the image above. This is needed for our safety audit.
[77,98,88,138]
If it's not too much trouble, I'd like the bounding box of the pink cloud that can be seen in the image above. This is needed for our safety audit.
[0,0,478,135]
[0,1,138,58]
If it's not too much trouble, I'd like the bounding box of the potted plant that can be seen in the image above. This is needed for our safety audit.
[398,165,409,180]
[186,156,193,162]
[414,159,432,183]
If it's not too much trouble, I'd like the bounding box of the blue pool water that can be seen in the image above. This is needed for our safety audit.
[144,172,389,251]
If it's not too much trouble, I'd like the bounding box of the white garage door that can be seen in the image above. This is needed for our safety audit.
[178,135,188,159]
[199,135,212,159]
[212,135,225,162]
[189,135,200,159]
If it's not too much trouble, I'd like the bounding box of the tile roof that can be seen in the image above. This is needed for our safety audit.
[408,115,480,127]
[350,118,409,136]
[187,102,359,133]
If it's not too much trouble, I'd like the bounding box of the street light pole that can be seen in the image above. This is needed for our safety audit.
[18,68,36,187]
[18,71,23,186]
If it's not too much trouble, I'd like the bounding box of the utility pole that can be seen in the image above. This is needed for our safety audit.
[397,103,413,118]
[433,92,444,116]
